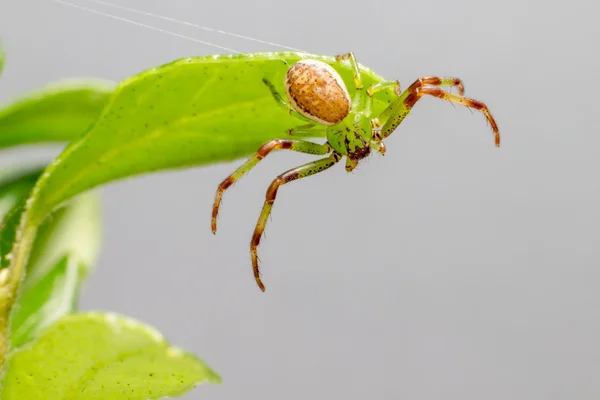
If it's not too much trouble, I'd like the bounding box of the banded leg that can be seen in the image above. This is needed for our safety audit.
[345,157,359,172]
[379,76,500,147]
[335,52,363,90]
[212,139,332,233]
[251,152,342,291]
[377,76,465,126]
[262,78,314,123]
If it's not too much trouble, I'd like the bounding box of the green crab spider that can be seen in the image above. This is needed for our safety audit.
[212,52,500,291]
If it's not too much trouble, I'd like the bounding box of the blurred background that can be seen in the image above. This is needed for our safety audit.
[0,0,598,399]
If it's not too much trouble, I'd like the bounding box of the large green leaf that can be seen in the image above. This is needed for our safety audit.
[0,79,115,149]
[27,52,395,224]
[1,313,221,399]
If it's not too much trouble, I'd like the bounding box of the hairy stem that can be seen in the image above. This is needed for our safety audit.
[0,222,37,369]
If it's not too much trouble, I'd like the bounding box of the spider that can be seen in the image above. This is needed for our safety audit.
[212,52,500,291]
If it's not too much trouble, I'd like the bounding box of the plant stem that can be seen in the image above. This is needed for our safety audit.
[0,223,37,370]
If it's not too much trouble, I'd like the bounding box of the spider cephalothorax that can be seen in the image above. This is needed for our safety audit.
[213,52,500,291]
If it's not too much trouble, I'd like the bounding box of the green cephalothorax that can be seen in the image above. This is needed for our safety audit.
[212,52,501,292]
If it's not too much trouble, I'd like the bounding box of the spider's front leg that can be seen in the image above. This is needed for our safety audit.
[336,52,402,99]
[335,52,363,90]
[251,152,342,291]
[377,76,500,146]
[212,139,331,233]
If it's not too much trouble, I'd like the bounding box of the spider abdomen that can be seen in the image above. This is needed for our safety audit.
[284,59,351,126]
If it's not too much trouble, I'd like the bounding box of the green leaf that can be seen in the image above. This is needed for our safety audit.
[0,169,40,220]
[0,169,43,270]
[8,189,101,348]
[0,171,101,350]
[1,312,221,399]
[0,79,115,149]
[27,52,395,224]
[24,190,101,285]
[0,169,46,217]
[0,169,100,280]
[9,255,81,348]
[0,170,45,361]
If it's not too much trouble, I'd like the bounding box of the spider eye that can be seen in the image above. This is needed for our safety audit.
[284,59,351,126]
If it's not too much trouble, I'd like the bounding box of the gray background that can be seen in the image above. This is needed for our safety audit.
[1,0,598,399]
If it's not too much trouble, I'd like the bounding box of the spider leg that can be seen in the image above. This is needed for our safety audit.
[370,140,386,155]
[345,157,359,172]
[378,76,500,146]
[377,76,465,126]
[335,52,363,90]
[365,80,402,130]
[367,80,401,97]
[288,124,327,138]
[262,78,314,123]
[337,53,400,128]
[251,152,342,291]
[212,139,332,233]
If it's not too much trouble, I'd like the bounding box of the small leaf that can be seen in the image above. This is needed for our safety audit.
[1,313,221,399]
[0,169,43,270]
[24,190,101,285]
[0,169,41,218]
[7,191,101,348]
[0,78,115,149]
[0,171,101,349]
[0,169,101,280]
[9,255,81,348]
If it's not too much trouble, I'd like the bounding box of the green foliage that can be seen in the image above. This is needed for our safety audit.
[1,313,221,399]
[0,49,394,398]
[10,254,81,349]
[0,170,41,271]
[0,170,100,349]
[0,169,218,398]
[25,52,394,226]
[0,79,115,149]
[24,189,101,283]
[8,187,101,348]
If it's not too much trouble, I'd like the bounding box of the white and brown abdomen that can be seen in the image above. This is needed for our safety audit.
[284,60,351,126]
